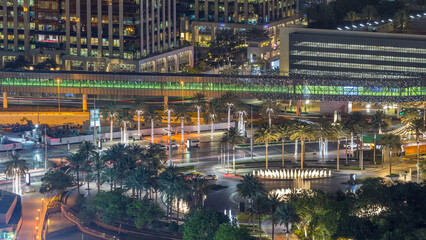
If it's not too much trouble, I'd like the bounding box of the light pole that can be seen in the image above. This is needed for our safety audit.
[56,78,61,114]
[180,81,184,104]
[250,105,253,161]
[44,127,48,172]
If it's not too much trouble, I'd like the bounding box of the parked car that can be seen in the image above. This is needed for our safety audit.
[202,174,218,180]
[184,173,201,180]
[167,143,179,149]
[186,139,200,147]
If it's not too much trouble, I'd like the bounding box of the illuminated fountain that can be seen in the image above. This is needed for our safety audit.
[252,169,332,180]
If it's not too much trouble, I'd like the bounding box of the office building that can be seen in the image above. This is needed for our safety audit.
[185,0,301,46]
[280,28,426,78]
[0,0,194,72]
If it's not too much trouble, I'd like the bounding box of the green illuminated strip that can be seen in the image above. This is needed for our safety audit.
[1,77,425,97]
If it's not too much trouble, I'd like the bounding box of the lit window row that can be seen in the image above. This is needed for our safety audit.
[290,69,411,79]
[291,50,426,64]
[293,41,426,54]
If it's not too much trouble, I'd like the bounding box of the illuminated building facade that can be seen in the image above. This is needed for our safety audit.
[185,0,300,46]
[0,0,194,72]
[280,28,426,78]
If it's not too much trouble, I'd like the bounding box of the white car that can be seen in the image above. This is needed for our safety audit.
[167,143,179,149]
[203,174,218,180]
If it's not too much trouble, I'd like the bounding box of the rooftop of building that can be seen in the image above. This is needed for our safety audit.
[0,192,17,215]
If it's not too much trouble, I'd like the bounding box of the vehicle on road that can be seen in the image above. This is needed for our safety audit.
[184,173,201,180]
[167,143,179,149]
[202,174,218,180]
[186,139,200,148]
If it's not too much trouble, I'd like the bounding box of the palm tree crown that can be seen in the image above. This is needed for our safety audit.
[4,153,28,178]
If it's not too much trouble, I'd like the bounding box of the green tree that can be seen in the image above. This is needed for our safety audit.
[221,127,246,171]
[4,153,28,194]
[133,98,148,138]
[371,111,390,164]
[4,55,30,69]
[203,99,223,139]
[117,109,136,144]
[408,117,424,182]
[362,5,377,21]
[290,122,315,170]
[379,134,402,176]
[172,104,192,143]
[220,92,238,130]
[214,223,254,240]
[103,143,127,189]
[183,209,229,240]
[126,199,163,229]
[268,193,281,240]
[260,99,280,127]
[393,9,410,33]
[159,165,180,221]
[33,58,58,70]
[102,103,118,142]
[345,11,359,28]
[191,93,207,134]
[330,124,348,171]
[250,194,269,238]
[66,152,86,195]
[143,107,163,143]
[89,152,105,192]
[254,124,279,170]
[78,141,96,162]
[94,190,131,233]
[237,174,266,229]
[40,168,73,194]
[316,116,333,166]
[274,203,300,239]
[277,122,292,168]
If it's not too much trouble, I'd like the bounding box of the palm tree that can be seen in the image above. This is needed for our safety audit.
[345,11,358,28]
[380,134,402,176]
[133,98,148,138]
[159,165,180,221]
[172,104,192,143]
[103,143,127,188]
[408,118,424,182]
[316,116,332,166]
[362,5,377,21]
[89,151,106,192]
[237,174,266,230]
[250,194,269,238]
[345,112,365,155]
[191,93,207,134]
[101,103,118,142]
[143,107,163,143]
[268,193,281,240]
[67,152,86,195]
[290,122,315,170]
[254,124,279,170]
[125,167,151,199]
[4,153,28,194]
[171,179,189,223]
[117,109,135,144]
[190,178,208,206]
[260,99,280,127]
[222,127,246,171]
[277,122,291,168]
[102,167,117,191]
[203,99,223,139]
[78,141,96,161]
[371,111,390,164]
[393,9,410,33]
[331,124,348,172]
[274,203,300,239]
[354,123,369,170]
[220,92,238,130]
[234,102,249,134]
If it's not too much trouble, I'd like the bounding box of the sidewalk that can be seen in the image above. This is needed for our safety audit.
[261,218,300,240]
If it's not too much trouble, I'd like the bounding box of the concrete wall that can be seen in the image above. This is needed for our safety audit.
[0,142,23,152]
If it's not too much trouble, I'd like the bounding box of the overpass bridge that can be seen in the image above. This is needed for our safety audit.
[0,70,425,109]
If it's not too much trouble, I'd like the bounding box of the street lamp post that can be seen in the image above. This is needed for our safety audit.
[56,78,61,114]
